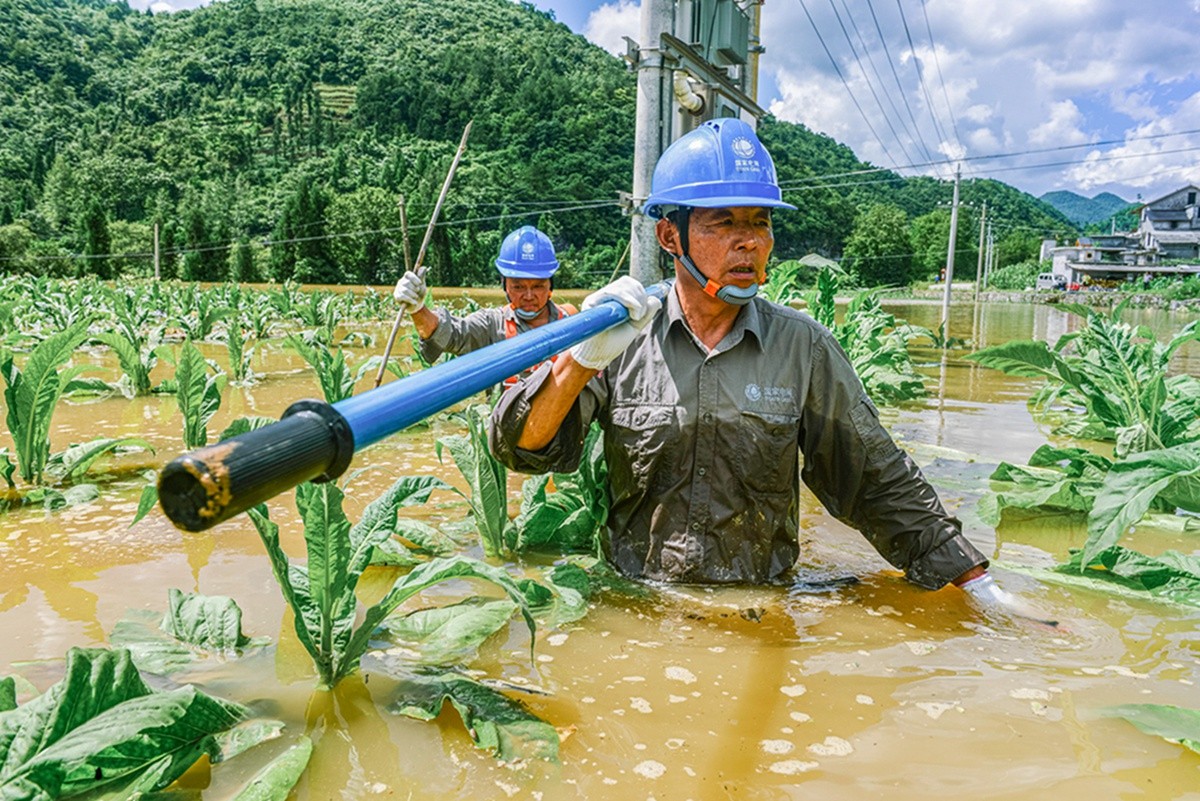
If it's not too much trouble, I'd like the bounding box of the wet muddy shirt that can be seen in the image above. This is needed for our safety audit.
[420,300,569,369]
[490,289,987,589]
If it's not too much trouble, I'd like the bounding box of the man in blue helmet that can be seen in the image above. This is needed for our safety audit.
[489,119,1048,623]
[393,225,576,385]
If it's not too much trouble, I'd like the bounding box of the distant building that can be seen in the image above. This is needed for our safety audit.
[1043,184,1200,285]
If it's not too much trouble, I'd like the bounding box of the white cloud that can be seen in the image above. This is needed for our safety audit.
[756,0,1200,198]
[583,0,641,56]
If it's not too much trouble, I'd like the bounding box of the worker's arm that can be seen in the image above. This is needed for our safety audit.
[516,353,599,451]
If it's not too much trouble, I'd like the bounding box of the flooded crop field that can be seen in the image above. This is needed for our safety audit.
[1,285,1198,801]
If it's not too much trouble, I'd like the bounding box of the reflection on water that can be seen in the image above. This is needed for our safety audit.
[1,298,1198,800]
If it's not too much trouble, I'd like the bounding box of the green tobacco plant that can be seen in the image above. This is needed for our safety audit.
[761,259,814,305]
[1078,442,1200,567]
[173,341,226,448]
[111,589,269,675]
[1,319,94,484]
[176,288,230,341]
[286,334,380,403]
[802,269,929,404]
[92,330,164,396]
[967,302,1200,456]
[223,313,255,384]
[437,405,512,558]
[0,647,281,799]
[246,477,536,688]
[513,423,609,554]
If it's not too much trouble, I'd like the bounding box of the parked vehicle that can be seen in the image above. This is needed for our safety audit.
[1036,273,1066,290]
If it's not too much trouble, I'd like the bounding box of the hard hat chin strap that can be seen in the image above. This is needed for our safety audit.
[672,208,758,307]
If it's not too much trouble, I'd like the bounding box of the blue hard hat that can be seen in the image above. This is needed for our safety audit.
[495,225,559,279]
[643,118,796,220]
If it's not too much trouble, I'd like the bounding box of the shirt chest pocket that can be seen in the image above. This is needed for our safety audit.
[609,405,679,495]
[732,409,800,494]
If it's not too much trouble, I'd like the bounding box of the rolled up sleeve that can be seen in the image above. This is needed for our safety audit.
[799,334,987,590]
[488,362,606,475]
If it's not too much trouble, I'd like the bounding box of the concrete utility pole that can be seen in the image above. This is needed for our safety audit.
[153,222,160,281]
[939,164,961,335]
[973,200,986,304]
[630,0,674,285]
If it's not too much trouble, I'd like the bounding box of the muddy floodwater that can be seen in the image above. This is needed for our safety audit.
[1,293,1199,800]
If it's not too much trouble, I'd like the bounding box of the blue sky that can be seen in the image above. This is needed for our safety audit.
[132,0,1200,203]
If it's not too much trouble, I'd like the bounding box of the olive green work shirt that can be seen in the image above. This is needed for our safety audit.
[419,300,570,367]
[488,288,987,589]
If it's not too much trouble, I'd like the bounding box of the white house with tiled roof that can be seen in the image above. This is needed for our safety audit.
[1042,185,1200,285]
[1137,184,1200,260]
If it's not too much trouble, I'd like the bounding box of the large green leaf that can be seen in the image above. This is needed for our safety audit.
[44,437,153,482]
[1103,704,1200,755]
[0,648,150,781]
[344,556,537,677]
[376,598,518,666]
[229,738,313,801]
[388,671,558,762]
[1058,546,1200,607]
[436,406,510,557]
[296,483,354,685]
[347,475,449,574]
[3,687,253,799]
[1,319,92,484]
[0,680,14,714]
[175,342,225,449]
[1081,443,1200,567]
[161,588,251,653]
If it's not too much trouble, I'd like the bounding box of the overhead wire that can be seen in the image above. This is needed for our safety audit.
[893,0,952,161]
[864,0,939,168]
[837,0,924,164]
[797,0,903,169]
[824,0,920,167]
[918,0,963,151]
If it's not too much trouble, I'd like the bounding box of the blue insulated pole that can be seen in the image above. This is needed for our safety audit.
[158,282,671,532]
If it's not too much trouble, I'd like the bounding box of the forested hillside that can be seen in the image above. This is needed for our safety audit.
[0,0,1076,287]
[1040,190,1131,226]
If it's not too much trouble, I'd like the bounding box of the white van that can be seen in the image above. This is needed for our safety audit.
[1035,273,1065,290]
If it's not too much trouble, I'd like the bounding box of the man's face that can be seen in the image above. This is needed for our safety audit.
[505,278,552,313]
[660,206,774,288]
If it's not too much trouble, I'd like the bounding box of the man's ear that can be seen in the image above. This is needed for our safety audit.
[655,217,680,257]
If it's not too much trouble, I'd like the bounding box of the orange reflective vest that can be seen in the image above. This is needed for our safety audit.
[502,303,577,387]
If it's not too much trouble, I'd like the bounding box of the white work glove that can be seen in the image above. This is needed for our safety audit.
[960,573,1059,628]
[569,276,662,371]
[393,270,427,314]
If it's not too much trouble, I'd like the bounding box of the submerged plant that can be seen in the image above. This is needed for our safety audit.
[0,647,281,799]
[172,341,226,449]
[801,268,929,404]
[437,404,512,558]
[0,319,96,485]
[286,335,379,403]
[967,301,1200,457]
[246,477,535,688]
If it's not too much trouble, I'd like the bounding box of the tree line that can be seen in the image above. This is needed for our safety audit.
[0,0,1078,288]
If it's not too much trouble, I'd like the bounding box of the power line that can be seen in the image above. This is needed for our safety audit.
[779,128,1200,187]
[837,0,925,165]
[824,0,920,167]
[797,0,903,169]
[864,0,940,168]
[918,0,962,153]
[893,0,952,161]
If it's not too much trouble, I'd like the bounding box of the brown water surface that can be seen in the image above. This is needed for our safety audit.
[1,297,1198,800]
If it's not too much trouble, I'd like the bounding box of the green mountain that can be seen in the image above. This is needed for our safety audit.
[0,0,1077,287]
[1040,190,1130,226]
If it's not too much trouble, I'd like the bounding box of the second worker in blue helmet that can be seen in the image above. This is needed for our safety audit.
[393,225,576,386]
[489,118,1052,626]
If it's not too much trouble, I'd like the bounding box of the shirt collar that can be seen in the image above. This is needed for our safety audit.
[664,283,765,352]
